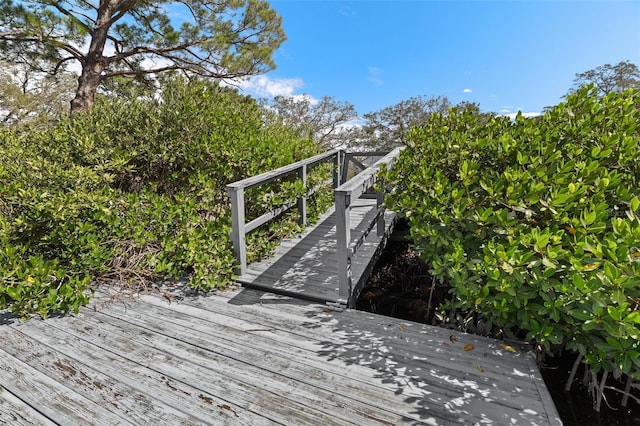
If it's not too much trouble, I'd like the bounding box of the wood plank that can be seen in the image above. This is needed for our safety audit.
[91,293,493,424]
[12,317,338,425]
[246,251,339,273]
[100,295,462,401]
[0,345,134,425]
[82,309,430,425]
[187,293,534,392]
[240,269,336,285]
[239,266,337,284]
[0,385,56,426]
[198,286,558,419]
[133,297,516,408]
[237,282,340,304]
[150,289,492,363]
[241,266,338,287]
[182,293,560,424]
[43,313,409,426]
[267,239,337,254]
[112,292,560,424]
[329,311,559,423]
[1,328,218,426]
[219,296,535,391]
[1,286,561,425]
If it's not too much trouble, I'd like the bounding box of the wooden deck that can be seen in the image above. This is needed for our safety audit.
[237,197,396,304]
[0,285,561,425]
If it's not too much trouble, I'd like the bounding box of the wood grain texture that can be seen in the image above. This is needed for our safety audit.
[0,384,56,426]
[0,286,562,425]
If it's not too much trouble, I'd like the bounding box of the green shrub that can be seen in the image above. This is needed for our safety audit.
[1,77,329,317]
[382,86,640,380]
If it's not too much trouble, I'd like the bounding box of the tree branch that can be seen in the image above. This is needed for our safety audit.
[105,41,204,64]
[53,55,80,74]
[103,64,184,78]
[46,1,94,32]
[109,0,139,25]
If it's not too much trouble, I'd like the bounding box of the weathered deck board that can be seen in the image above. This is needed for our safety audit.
[237,198,396,303]
[89,296,450,423]
[1,286,562,425]
[1,327,243,425]
[0,384,56,426]
[0,346,133,425]
[182,290,559,418]
[123,293,542,409]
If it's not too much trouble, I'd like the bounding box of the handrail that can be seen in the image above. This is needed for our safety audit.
[227,149,340,191]
[226,149,344,275]
[334,147,403,305]
[340,151,391,183]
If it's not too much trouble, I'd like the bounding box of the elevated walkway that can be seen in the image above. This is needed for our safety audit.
[0,150,562,425]
[0,285,563,425]
[227,148,402,307]
[235,198,396,304]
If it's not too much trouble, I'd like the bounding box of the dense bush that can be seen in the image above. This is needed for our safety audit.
[0,78,328,318]
[382,87,640,384]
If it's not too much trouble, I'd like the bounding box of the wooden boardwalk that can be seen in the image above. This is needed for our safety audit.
[236,197,396,304]
[0,285,561,425]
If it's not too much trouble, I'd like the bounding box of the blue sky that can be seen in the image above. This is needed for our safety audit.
[239,0,640,116]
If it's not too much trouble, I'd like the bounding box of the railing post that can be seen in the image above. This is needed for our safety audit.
[341,152,351,184]
[333,150,342,188]
[226,185,247,276]
[297,164,307,226]
[335,190,351,304]
[376,189,385,236]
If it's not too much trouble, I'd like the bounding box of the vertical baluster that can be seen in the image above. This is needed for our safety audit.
[335,190,351,304]
[297,164,307,226]
[227,185,246,276]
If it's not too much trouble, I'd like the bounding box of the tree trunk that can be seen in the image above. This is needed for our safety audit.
[70,61,105,114]
[69,1,116,114]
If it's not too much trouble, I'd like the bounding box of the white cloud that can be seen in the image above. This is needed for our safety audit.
[504,111,542,119]
[65,36,314,105]
[367,66,383,86]
[236,75,305,98]
[463,88,472,93]
[339,5,356,16]
[289,93,320,105]
[337,117,365,130]
[499,105,541,119]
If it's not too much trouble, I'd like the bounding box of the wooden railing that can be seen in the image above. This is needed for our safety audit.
[340,151,392,183]
[226,149,343,275]
[334,147,403,304]
[226,147,403,304]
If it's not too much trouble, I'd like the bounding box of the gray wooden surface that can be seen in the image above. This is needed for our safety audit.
[0,285,562,425]
[237,198,396,304]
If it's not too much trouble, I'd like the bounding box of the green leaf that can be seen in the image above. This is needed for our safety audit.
[543,267,556,278]
[607,305,624,321]
[569,309,592,321]
[612,290,626,305]
[624,311,640,324]
[541,256,557,269]
[582,209,597,226]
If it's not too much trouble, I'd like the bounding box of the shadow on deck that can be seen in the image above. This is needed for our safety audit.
[1,285,563,425]
[236,198,396,305]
